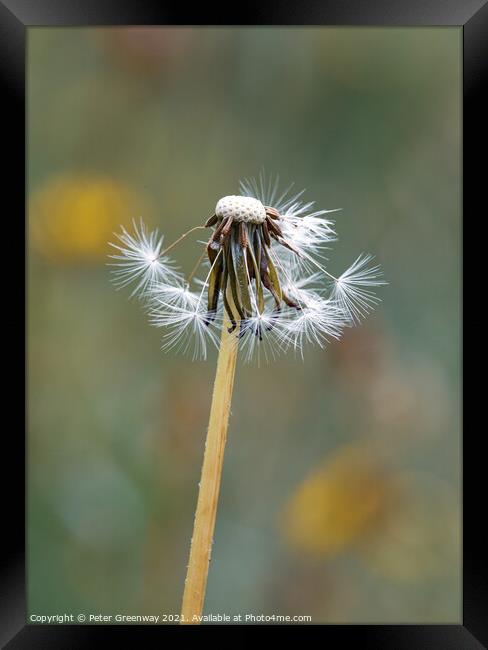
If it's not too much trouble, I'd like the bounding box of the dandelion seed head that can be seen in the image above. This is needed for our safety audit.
[109,173,386,361]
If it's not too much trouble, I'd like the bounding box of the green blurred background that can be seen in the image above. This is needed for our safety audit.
[27,27,461,623]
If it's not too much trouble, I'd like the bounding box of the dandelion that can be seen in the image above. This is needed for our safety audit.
[108,172,386,623]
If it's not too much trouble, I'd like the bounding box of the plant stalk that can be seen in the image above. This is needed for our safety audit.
[180,312,238,624]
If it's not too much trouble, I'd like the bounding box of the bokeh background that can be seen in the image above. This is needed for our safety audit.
[27,27,461,623]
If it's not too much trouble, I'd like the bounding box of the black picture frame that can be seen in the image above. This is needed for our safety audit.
[2,0,480,646]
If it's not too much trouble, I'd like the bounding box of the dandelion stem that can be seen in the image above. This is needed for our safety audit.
[180,308,239,624]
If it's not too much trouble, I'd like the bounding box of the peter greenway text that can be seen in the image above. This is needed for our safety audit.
[29,613,312,624]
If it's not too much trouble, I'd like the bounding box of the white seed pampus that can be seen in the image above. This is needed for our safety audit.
[215,195,266,224]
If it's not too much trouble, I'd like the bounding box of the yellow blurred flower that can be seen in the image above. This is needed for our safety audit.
[30,175,150,263]
[281,444,459,585]
[281,443,398,557]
